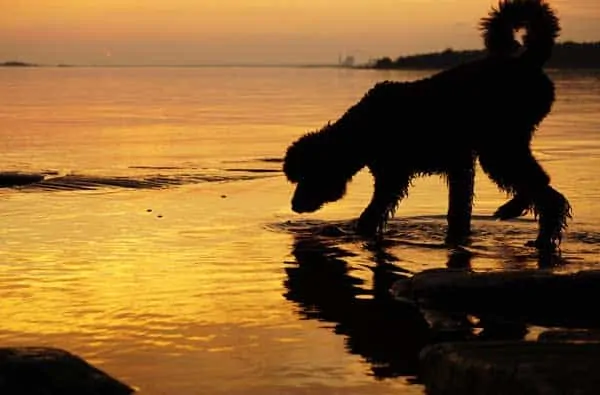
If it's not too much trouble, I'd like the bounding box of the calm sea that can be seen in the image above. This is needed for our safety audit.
[0,66,599,394]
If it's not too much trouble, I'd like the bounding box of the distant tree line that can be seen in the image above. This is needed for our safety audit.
[371,42,600,70]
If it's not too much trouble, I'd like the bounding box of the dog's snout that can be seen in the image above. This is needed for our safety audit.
[291,189,322,213]
[291,199,317,213]
[291,204,306,213]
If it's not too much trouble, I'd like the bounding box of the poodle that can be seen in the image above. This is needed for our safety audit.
[283,0,571,250]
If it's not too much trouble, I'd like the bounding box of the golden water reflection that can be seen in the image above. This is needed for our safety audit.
[0,178,423,394]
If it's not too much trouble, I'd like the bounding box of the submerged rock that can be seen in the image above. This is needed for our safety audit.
[420,341,600,395]
[0,347,134,394]
[0,172,44,187]
[394,269,600,394]
[538,329,600,343]
[392,269,600,328]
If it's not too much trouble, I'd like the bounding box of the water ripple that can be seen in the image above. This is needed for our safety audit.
[1,167,279,192]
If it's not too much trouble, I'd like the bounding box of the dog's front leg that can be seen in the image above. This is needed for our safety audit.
[356,172,409,237]
[445,167,475,246]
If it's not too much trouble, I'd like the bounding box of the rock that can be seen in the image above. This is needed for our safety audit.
[0,172,44,187]
[393,269,600,327]
[0,347,134,394]
[538,329,600,343]
[420,341,600,395]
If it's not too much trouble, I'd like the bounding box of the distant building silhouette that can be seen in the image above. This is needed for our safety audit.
[338,55,355,67]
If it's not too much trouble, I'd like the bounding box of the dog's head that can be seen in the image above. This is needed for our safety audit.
[283,128,350,213]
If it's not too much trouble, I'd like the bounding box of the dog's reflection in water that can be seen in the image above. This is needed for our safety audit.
[284,235,429,378]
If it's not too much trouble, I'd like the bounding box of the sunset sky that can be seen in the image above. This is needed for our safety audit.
[2,0,599,66]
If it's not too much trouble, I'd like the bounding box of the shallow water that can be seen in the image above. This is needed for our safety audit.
[0,66,599,394]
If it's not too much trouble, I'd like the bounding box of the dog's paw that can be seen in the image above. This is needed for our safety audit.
[525,238,557,251]
[493,196,531,220]
[355,215,382,238]
[444,233,471,248]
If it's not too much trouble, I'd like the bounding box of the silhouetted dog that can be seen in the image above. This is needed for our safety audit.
[283,0,571,250]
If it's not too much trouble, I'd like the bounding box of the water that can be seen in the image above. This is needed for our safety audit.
[0,66,599,394]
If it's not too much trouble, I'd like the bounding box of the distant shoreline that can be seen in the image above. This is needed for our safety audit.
[0,61,39,67]
[0,61,340,69]
[3,42,600,69]
[368,41,600,70]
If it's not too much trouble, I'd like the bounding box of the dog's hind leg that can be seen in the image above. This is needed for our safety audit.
[356,170,411,237]
[446,166,475,246]
[479,145,571,250]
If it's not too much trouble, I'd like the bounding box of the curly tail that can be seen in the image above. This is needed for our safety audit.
[480,0,560,66]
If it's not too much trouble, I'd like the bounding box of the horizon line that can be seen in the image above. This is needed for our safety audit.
[1,61,349,69]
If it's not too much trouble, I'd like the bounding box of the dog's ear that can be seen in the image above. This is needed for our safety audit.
[283,130,326,182]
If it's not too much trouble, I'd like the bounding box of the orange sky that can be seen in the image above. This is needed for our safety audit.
[1,0,599,65]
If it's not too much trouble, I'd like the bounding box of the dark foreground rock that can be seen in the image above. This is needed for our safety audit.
[0,347,134,394]
[420,341,600,395]
[0,172,45,187]
[393,269,600,328]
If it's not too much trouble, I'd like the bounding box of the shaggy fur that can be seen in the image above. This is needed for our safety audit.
[283,0,571,250]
